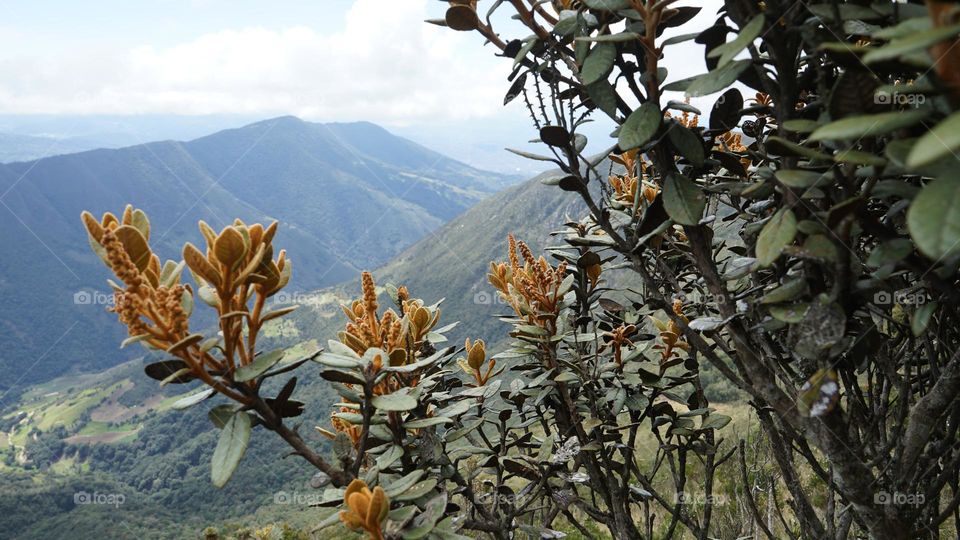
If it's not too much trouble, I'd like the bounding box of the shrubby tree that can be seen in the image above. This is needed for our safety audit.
[79,1,960,539]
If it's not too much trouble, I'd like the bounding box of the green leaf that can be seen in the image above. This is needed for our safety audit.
[394,478,438,502]
[685,60,751,97]
[505,147,558,162]
[769,303,809,323]
[316,352,363,369]
[553,11,579,36]
[618,102,661,150]
[834,149,887,167]
[782,119,820,134]
[663,175,705,226]
[334,411,387,425]
[912,302,938,336]
[208,405,236,429]
[234,349,284,382]
[319,368,367,386]
[667,124,705,167]
[376,444,404,469]
[700,414,732,431]
[807,4,880,22]
[756,209,797,266]
[372,391,418,412]
[582,0,629,10]
[775,169,828,189]
[810,110,930,141]
[211,411,252,488]
[575,32,640,42]
[867,238,913,268]
[384,470,426,498]
[863,23,960,64]
[172,388,215,410]
[403,417,453,429]
[907,177,960,260]
[707,15,765,68]
[907,111,960,169]
[873,17,931,40]
[765,136,832,161]
[586,80,618,119]
[581,42,616,85]
[760,278,807,304]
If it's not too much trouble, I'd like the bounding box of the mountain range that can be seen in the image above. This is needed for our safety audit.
[0,116,518,392]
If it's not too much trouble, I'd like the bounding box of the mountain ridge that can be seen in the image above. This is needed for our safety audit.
[0,116,517,391]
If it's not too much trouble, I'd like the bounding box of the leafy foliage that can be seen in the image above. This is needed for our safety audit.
[78,1,960,539]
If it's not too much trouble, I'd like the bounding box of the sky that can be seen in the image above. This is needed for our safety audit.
[0,0,513,123]
[0,0,725,172]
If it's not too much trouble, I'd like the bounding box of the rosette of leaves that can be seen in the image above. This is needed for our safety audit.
[313,276,489,539]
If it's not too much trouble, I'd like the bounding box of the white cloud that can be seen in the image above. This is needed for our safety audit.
[0,0,729,127]
[0,0,511,125]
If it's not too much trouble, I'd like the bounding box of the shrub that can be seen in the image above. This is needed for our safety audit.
[79,1,960,538]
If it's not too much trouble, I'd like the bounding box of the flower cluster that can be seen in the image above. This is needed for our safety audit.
[488,234,568,328]
[664,106,700,128]
[603,324,638,369]
[321,272,445,445]
[81,206,293,405]
[650,299,691,362]
[609,149,659,210]
[82,206,191,349]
